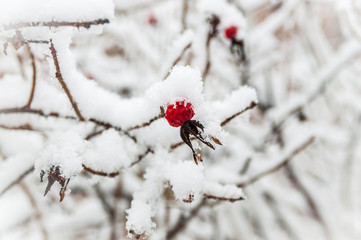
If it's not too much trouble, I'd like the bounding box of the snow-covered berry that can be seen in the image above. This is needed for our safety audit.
[224,25,238,39]
[165,101,195,127]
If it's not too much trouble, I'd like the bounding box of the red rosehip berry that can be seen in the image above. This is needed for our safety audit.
[165,101,195,127]
[224,25,238,39]
[148,14,157,25]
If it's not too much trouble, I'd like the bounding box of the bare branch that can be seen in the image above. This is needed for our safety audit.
[0,107,137,142]
[85,127,110,141]
[1,31,49,55]
[181,0,189,33]
[0,166,34,196]
[3,19,109,31]
[237,136,315,188]
[49,40,85,121]
[0,123,39,132]
[0,107,76,119]
[20,183,49,240]
[262,42,361,146]
[163,43,192,80]
[221,101,257,126]
[166,199,206,240]
[202,15,220,81]
[203,194,245,202]
[25,45,37,108]
[285,163,331,240]
[82,148,153,177]
[127,107,165,131]
[262,191,299,240]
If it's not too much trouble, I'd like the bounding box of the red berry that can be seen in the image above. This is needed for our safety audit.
[165,101,195,127]
[224,25,238,39]
[148,14,157,25]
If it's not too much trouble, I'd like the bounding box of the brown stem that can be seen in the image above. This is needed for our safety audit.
[221,101,257,126]
[202,15,219,81]
[0,166,34,196]
[237,136,314,188]
[0,107,76,119]
[93,184,116,234]
[166,199,206,239]
[263,191,299,240]
[0,107,137,142]
[3,19,109,31]
[1,30,49,55]
[202,37,212,80]
[128,107,165,131]
[203,194,245,202]
[49,40,85,121]
[82,148,153,177]
[20,183,49,240]
[285,163,331,240]
[163,43,192,80]
[25,45,36,108]
[181,0,189,33]
[85,126,110,140]
[0,123,35,131]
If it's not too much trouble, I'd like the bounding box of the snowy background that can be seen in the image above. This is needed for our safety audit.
[0,0,361,239]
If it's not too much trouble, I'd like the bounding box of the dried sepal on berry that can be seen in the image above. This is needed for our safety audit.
[41,166,70,202]
[165,100,222,164]
[180,120,215,164]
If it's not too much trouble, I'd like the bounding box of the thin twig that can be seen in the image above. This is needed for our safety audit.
[49,40,85,121]
[262,191,300,240]
[82,148,153,177]
[20,183,49,240]
[128,107,165,131]
[181,0,189,33]
[261,42,361,147]
[25,45,36,108]
[163,43,192,80]
[237,136,314,188]
[0,123,38,132]
[285,163,331,240]
[221,101,257,126]
[89,118,136,143]
[240,157,252,175]
[203,194,245,202]
[85,126,110,141]
[0,107,76,119]
[166,199,206,239]
[82,165,120,178]
[0,166,34,196]
[202,15,220,81]
[3,19,110,31]
[0,107,137,142]
[1,30,49,55]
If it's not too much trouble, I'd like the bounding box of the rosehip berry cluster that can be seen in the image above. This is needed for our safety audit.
[224,25,238,39]
[165,101,220,164]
